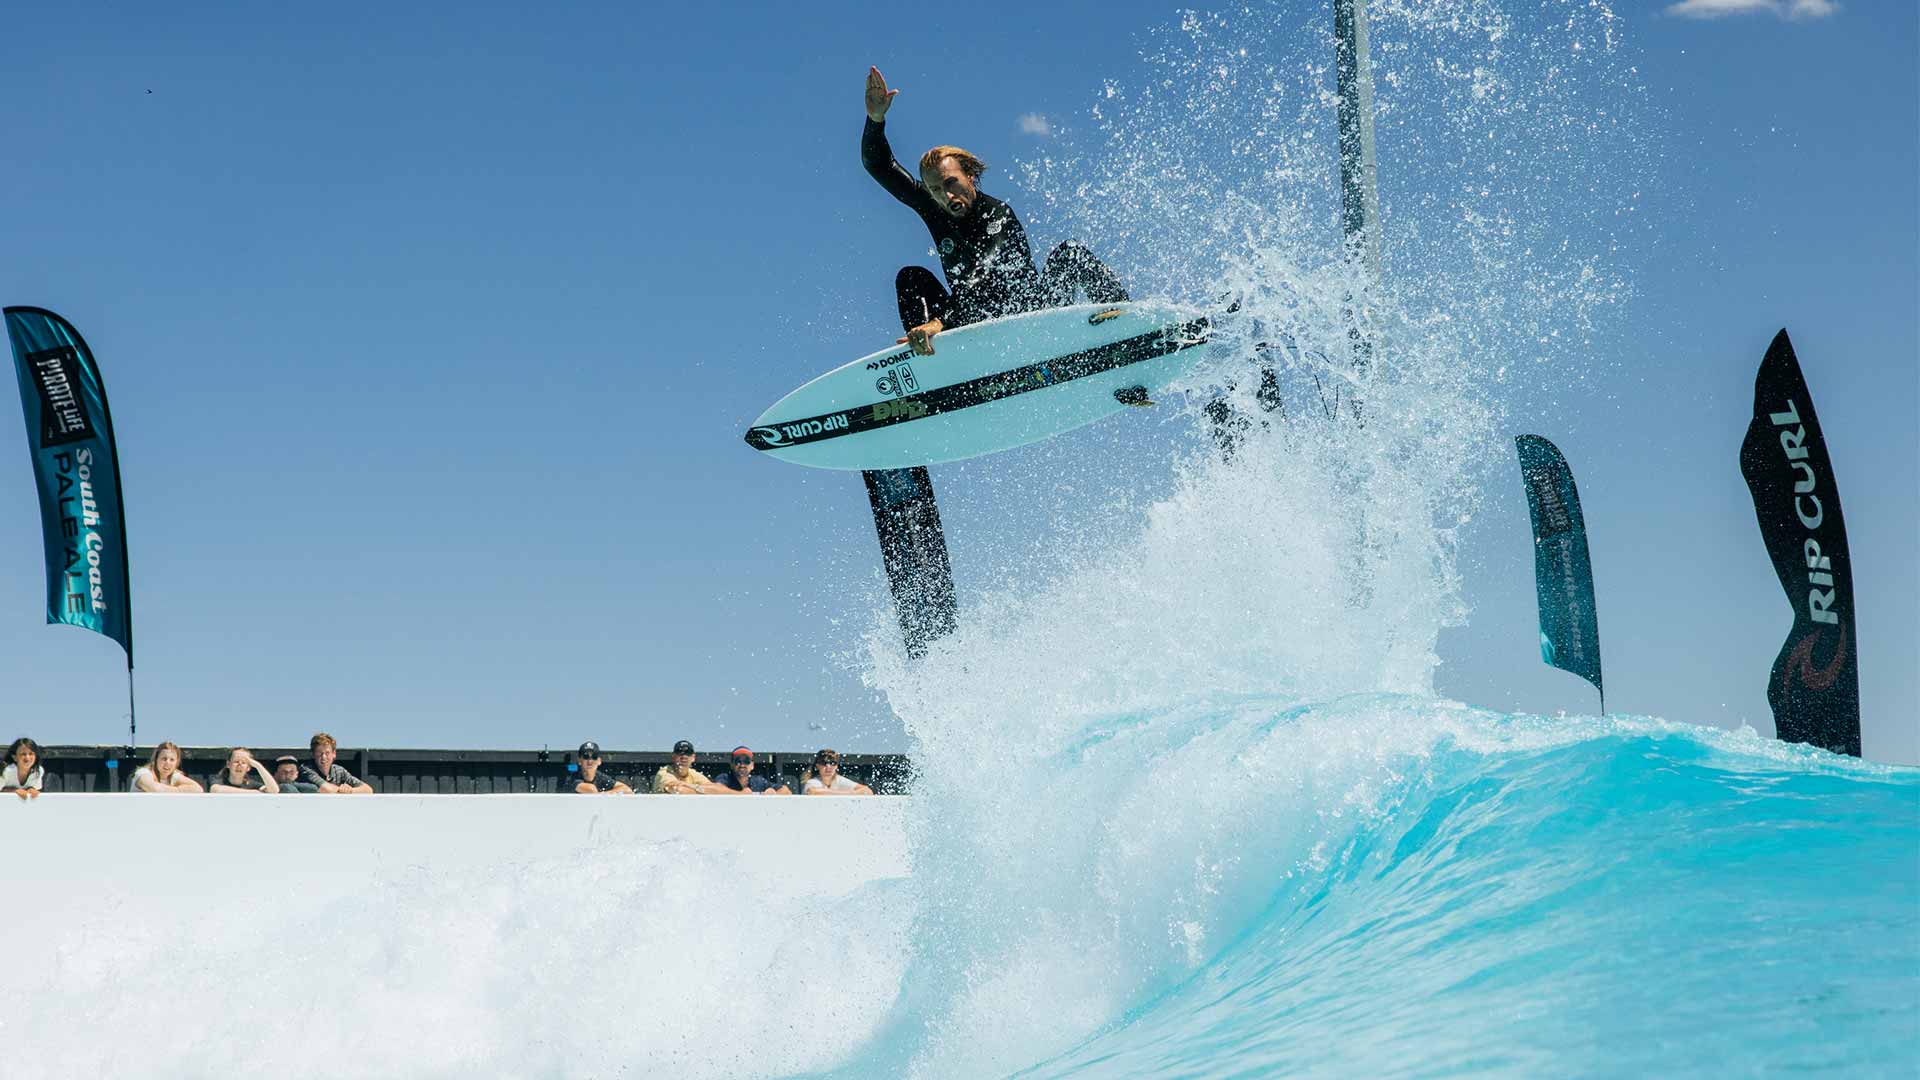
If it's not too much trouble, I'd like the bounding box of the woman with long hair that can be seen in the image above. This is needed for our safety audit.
[131,742,203,793]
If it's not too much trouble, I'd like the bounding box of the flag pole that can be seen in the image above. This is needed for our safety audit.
[126,662,137,751]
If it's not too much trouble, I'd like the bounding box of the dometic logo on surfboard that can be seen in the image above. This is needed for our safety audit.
[25,346,96,448]
[751,414,850,448]
[864,349,916,372]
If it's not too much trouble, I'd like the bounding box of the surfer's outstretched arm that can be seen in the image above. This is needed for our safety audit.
[862,67,935,211]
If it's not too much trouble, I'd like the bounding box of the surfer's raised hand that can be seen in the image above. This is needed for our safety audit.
[865,66,898,122]
[899,318,943,355]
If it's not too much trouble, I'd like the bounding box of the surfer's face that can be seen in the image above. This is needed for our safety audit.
[922,157,978,217]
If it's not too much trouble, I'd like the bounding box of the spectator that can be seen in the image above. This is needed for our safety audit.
[801,749,873,796]
[2,737,44,800]
[651,739,711,794]
[131,742,203,793]
[571,741,633,794]
[274,755,319,794]
[210,748,280,794]
[301,733,374,794]
[711,746,790,795]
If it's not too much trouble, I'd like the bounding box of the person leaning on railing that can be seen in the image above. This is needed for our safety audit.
[209,748,280,794]
[652,739,711,794]
[131,742,203,793]
[801,749,873,796]
[709,747,790,795]
[570,741,635,795]
[2,737,44,800]
[302,733,374,794]
[273,755,319,794]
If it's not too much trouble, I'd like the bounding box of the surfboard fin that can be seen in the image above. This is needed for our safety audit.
[1114,385,1155,407]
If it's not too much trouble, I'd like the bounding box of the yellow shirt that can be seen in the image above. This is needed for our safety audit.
[652,765,709,794]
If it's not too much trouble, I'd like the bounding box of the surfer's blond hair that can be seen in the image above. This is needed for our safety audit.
[919,145,987,181]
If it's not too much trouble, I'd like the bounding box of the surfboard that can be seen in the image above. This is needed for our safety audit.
[744,302,1211,471]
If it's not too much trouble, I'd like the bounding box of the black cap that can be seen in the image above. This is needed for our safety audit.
[672,740,695,755]
[578,741,601,758]
[273,755,299,767]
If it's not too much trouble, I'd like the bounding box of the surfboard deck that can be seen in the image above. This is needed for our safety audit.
[745,303,1210,471]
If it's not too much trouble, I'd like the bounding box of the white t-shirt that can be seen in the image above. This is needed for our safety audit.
[803,774,860,793]
[0,763,42,790]
[130,766,184,792]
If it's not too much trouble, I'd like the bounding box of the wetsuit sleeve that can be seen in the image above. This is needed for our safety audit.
[863,119,935,213]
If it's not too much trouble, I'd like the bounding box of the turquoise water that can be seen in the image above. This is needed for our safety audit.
[1017,706,1919,1077]
[810,692,1917,1078]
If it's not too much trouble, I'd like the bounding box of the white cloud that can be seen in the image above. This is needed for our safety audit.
[1665,0,1839,19]
[1017,113,1052,137]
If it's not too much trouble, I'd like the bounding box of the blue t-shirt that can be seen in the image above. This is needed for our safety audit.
[715,770,785,793]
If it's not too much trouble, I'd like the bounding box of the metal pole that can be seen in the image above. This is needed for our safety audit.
[126,661,137,751]
[1335,0,1382,275]
[1334,0,1382,416]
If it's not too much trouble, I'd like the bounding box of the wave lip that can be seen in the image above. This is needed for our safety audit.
[997,705,1920,1078]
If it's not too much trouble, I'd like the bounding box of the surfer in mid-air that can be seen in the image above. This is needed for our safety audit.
[863,66,1129,356]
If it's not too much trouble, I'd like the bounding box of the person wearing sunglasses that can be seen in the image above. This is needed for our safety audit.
[651,739,713,794]
[570,741,634,795]
[710,746,790,795]
[801,749,873,796]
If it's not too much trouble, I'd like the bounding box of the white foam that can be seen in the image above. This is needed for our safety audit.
[5,796,910,1077]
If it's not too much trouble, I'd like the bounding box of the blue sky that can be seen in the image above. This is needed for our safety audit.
[1,1,1913,762]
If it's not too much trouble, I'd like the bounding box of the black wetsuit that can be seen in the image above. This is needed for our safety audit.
[861,118,1125,330]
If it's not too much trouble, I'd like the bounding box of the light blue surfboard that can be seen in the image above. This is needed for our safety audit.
[743,302,1210,471]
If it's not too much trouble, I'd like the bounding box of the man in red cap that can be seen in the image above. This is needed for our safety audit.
[709,746,790,795]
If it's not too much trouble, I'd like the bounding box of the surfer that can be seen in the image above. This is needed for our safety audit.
[863,66,1128,355]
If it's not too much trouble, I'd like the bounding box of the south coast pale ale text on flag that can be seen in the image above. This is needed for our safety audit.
[5,307,133,663]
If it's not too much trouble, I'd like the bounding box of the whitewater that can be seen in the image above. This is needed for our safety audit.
[7,1,1916,1077]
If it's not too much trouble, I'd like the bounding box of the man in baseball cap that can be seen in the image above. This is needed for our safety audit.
[273,754,319,794]
[570,741,633,795]
[710,746,790,795]
[652,739,713,794]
